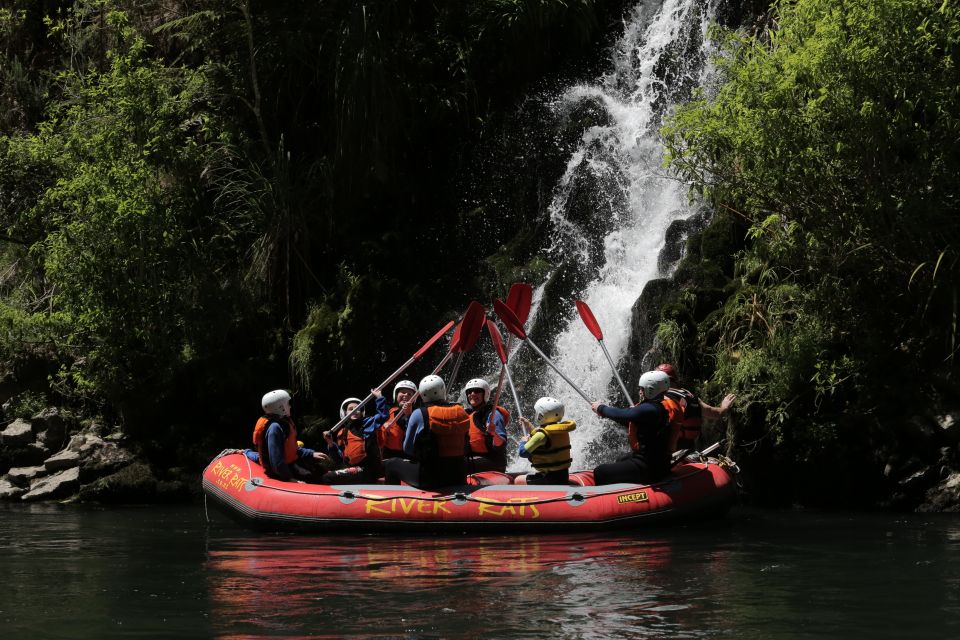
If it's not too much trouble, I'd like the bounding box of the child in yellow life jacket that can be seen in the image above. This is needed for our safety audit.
[516,397,576,485]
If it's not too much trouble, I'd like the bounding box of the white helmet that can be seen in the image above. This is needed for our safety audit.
[418,375,446,403]
[534,397,564,426]
[463,378,491,403]
[638,370,670,401]
[262,389,292,417]
[339,396,363,419]
[393,379,417,402]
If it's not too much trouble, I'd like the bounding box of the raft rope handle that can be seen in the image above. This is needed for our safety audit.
[239,462,718,506]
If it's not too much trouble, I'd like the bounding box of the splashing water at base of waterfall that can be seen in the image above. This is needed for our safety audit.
[510,0,719,472]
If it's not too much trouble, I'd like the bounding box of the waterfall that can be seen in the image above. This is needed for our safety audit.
[513,0,719,470]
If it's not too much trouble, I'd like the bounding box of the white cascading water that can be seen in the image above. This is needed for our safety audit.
[513,0,719,471]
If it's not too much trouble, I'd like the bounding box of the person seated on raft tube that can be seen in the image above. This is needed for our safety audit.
[516,396,576,485]
[590,370,675,486]
[381,379,418,460]
[321,391,390,484]
[463,377,510,473]
[250,389,331,483]
[656,363,736,451]
[383,374,471,490]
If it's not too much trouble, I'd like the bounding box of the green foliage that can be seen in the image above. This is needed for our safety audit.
[4,390,47,420]
[0,23,258,421]
[664,0,960,467]
[0,0,623,463]
[654,318,686,365]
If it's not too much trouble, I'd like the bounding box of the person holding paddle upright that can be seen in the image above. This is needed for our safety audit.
[463,378,510,473]
[590,370,674,486]
[380,379,418,460]
[384,375,471,490]
[321,390,389,484]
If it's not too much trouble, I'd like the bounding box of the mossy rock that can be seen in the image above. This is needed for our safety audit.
[77,461,190,504]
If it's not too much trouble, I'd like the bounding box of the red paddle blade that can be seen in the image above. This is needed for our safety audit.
[493,298,526,340]
[449,315,465,353]
[486,319,508,364]
[458,301,486,352]
[506,283,533,326]
[575,300,604,341]
[414,320,456,359]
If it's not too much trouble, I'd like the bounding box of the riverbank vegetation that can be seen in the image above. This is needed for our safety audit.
[0,0,628,466]
[662,0,960,506]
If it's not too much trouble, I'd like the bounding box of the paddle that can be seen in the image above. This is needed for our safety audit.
[486,319,526,432]
[447,300,486,392]
[490,283,533,418]
[575,300,634,404]
[493,298,592,404]
[379,301,486,432]
[506,283,533,325]
[327,319,456,437]
[671,440,722,467]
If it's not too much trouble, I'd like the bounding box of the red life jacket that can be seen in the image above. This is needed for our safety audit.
[423,403,470,457]
[467,405,510,454]
[252,416,298,467]
[381,406,407,452]
[664,387,702,449]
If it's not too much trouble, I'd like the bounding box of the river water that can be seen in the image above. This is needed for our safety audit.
[2,503,958,639]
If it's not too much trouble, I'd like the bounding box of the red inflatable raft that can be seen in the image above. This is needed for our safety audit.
[201,450,738,532]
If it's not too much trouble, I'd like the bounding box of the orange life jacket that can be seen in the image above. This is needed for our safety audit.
[664,387,702,449]
[252,416,299,467]
[626,400,672,454]
[467,405,510,454]
[381,406,408,452]
[336,421,381,467]
[422,403,470,458]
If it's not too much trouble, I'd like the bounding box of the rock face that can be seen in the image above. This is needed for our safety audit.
[0,408,149,503]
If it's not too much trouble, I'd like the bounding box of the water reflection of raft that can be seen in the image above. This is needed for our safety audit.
[201,450,738,533]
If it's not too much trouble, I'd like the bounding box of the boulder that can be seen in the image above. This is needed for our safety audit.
[6,465,46,488]
[77,440,135,483]
[918,471,960,512]
[26,441,50,458]
[1,418,34,447]
[33,408,68,449]
[66,432,104,454]
[44,448,80,473]
[78,462,158,503]
[0,476,25,500]
[21,467,79,502]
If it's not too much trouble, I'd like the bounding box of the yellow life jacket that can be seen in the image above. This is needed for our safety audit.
[529,420,576,472]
